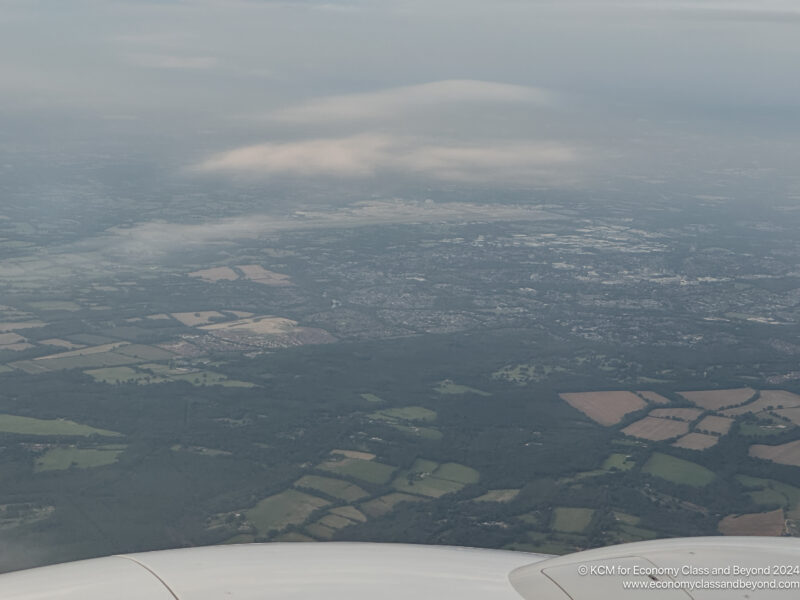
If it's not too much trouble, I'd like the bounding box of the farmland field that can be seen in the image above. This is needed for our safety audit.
[649,408,703,421]
[0,414,121,437]
[85,367,168,385]
[679,388,756,410]
[724,390,800,418]
[434,380,490,396]
[559,391,646,426]
[34,446,124,472]
[433,462,480,484]
[672,433,719,450]
[392,473,464,498]
[370,407,437,422]
[171,311,227,326]
[695,415,734,435]
[718,509,785,536]
[636,391,671,404]
[294,475,369,502]
[329,506,367,523]
[552,507,594,533]
[642,453,715,486]
[317,455,396,485]
[245,490,329,535]
[622,417,688,441]
[602,453,635,471]
[188,267,239,282]
[360,493,425,518]
[749,440,800,467]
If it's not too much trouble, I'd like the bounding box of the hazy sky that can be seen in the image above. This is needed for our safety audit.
[1,0,799,193]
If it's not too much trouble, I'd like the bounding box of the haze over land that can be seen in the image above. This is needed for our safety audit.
[0,0,800,571]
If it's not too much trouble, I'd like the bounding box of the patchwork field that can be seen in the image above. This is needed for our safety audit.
[391,459,479,498]
[622,417,688,441]
[330,449,376,461]
[642,453,715,486]
[737,475,800,512]
[236,265,292,286]
[85,367,169,385]
[9,341,166,374]
[434,380,490,396]
[679,388,756,410]
[636,391,671,404]
[329,506,367,523]
[718,509,785,536]
[0,321,46,332]
[245,490,330,535]
[649,408,703,421]
[749,440,800,467]
[723,390,800,418]
[317,453,396,485]
[559,391,646,426]
[370,407,436,422]
[360,493,424,518]
[171,311,227,326]
[294,475,369,502]
[0,414,121,437]
[368,406,441,440]
[200,315,296,334]
[552,507,594,533]
[695,415,734,435]
[34,446,125,472]
[672,433,719,451]
[602,453,636,471]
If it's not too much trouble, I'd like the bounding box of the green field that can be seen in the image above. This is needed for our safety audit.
[615,524,659,542]
[305,522,335,539]
[85,367,169,385]
[245,490,329,535]
[370,406,437,422]
[169,371,256,388]
[390,460,479,498]
[642,453,715,487]
[317,457,396,485]
[737,475,800,510]
[170,445,231,457]
[0,414,121,437]
[114,345,175,361]
[360,493,425,517]
[434,379,491,396]
[433,462,480,484]
[389,423,443,440]
[329,506,367,523]
[738,422,789,437]
[35,446,124,472]
[318,513,357,529]
[294,475,369,502]
[602,453,636,471]
[391,474,463,498]
[552,507,595,533]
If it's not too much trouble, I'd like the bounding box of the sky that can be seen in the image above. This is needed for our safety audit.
[1,0,799,196]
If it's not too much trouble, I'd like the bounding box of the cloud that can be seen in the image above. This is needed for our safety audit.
[126,53,220,70]
[270,79,552,123]
[194,134,577,183]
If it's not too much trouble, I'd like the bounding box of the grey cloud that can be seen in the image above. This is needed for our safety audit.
[194,134,578,184]
[270,80,553,123]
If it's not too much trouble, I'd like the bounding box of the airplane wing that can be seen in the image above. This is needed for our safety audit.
[0,538,797,599]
